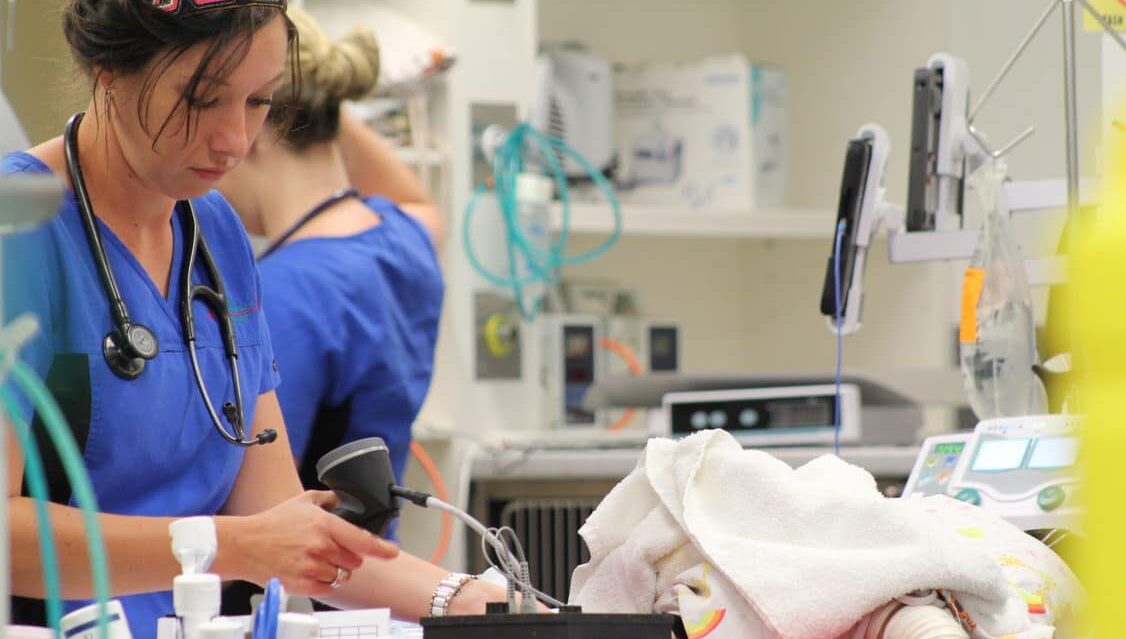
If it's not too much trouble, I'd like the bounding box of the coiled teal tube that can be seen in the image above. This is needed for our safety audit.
[462,123,622,320]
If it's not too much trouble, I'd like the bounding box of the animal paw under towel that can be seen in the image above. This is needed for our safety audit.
[569,430,1080,638]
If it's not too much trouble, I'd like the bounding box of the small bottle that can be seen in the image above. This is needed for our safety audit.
[514,172,555,312]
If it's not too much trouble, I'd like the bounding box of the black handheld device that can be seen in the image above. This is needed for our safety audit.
[819,137,872,321]
[316,437,400,537]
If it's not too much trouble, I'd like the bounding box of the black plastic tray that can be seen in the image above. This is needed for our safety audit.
[421,609,677,639]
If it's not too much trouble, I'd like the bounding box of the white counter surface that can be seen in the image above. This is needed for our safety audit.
[471,443,920,481]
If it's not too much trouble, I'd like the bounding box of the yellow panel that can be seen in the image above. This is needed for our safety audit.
[1083,0,1126,32]
[1073,103,1126,636]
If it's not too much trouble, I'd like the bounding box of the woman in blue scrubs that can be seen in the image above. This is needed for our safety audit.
[3,2,497,637]
[218,8,444,537]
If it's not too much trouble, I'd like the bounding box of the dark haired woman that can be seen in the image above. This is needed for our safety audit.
[3,2,499,637]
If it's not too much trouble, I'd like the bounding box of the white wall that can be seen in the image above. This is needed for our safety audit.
[539,0,748,64]
[735,1,948,210]
[539,0,1101,383]
[946,0,1103,183]
[541,0,959,384]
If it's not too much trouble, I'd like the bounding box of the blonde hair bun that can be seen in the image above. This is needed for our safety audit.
[290,7,380,102]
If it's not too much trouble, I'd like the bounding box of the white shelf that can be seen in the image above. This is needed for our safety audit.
[550,203,835,239]
[471,445,920,480]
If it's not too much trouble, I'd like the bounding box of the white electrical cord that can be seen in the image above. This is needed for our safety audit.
[404,491,566,609]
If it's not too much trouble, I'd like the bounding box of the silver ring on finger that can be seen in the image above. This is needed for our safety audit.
[329,566,351,590]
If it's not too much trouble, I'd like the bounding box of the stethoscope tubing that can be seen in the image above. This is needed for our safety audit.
[63,111,270,447]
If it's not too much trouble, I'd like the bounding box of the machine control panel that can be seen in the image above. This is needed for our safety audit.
[904,415,1080,532]
[903,433,970,498]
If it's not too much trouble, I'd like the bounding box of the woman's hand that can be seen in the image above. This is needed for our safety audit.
[220,490,399,597]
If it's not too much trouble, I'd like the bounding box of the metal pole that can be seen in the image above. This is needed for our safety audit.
[1061,0,1081,220]
[970,0,1059,123]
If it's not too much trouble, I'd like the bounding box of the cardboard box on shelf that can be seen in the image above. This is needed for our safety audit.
[613,54,787,212]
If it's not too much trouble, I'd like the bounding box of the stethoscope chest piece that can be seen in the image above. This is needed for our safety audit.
[102,322,158,380]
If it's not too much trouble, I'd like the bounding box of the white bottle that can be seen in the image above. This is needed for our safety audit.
[169,518,221,639]
[515,172,554,311]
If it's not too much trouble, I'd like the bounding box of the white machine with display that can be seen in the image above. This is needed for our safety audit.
[650,377,923,447]
[904,415,1080,532]
[660,384,862,447]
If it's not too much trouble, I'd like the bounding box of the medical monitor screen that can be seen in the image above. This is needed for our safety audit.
[933,442,966,456]
[1027,437,1079,470]
[819,138,871,318]
[971,439,1030,472]
[766,397,833,429]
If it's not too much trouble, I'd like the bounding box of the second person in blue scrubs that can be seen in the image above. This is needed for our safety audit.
[3,2,498,638]
[219,7,445,512]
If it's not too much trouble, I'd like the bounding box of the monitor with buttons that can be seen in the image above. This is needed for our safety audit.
[902,433,971,499]
[946,415,1079,532]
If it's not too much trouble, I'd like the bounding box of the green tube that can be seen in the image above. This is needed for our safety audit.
[10,361,111,639]
[0,387,63,630]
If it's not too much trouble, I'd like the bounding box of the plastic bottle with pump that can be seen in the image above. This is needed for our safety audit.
[958,158,1047,419]
[167,518,320,639]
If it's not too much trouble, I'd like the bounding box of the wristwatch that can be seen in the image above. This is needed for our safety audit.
[429,572,476,617]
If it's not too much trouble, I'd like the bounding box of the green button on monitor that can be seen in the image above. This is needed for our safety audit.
[954,488,981,506]
[1038,486,1066,512]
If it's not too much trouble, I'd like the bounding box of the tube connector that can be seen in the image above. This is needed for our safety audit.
[169,517,217,575]
[173,574,221,639]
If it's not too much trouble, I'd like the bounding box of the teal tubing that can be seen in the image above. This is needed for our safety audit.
[9,360,111,639]
[0,387,63,631]
[462,122,623,320]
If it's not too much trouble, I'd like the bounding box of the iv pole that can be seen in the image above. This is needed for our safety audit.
[969,0,1126,223]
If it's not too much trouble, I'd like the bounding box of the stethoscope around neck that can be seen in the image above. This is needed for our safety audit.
[63,112,276,447]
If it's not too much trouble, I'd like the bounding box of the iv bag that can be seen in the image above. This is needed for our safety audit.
[959,159,1047,420]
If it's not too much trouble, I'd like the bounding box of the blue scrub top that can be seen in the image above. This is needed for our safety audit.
[2,152,281,639]
[259,196,443,526]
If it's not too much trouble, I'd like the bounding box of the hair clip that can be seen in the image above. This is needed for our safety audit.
[151,0,287,17]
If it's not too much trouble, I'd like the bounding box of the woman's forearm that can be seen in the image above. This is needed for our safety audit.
[9,500,266,600]
[10,498,184,599]
[318,549,505,621]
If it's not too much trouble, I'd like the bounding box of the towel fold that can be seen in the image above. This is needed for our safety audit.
[571,430,1076,638]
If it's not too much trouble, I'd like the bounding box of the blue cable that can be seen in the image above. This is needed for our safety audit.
[833,220,846,456]
[462,123,623,321]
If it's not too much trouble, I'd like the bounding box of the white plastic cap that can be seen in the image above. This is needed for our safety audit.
[170,517,217,574]
[277,613,319,639]
[173,574,221,622]
[59,600,133,639]
[516,173,554,206]
[196,618,246,639]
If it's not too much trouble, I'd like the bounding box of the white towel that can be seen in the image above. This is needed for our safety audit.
[570,430,1064,638]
